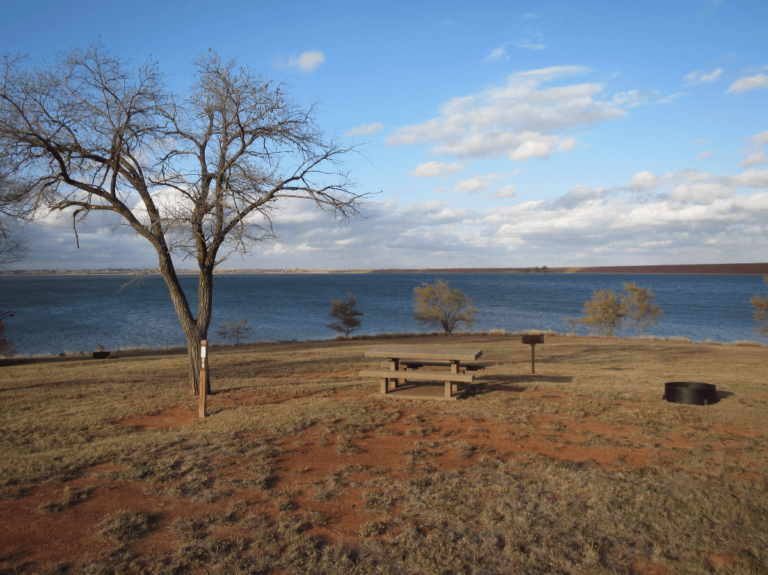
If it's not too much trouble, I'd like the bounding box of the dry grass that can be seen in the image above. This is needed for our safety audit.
[1,334,767,574]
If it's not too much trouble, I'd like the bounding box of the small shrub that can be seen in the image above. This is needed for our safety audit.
[215,319,253,345]
[327,293,363,338]
[96,510,151,544]
[732,340,763,347]
[277,500,297,513]
[360,520,387,537]
[335,441,361,455]
[37,486,94,514]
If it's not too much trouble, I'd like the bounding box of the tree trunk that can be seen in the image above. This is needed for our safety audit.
[185,336,210,396]
[194,265,214,395]
[155,249,213,396]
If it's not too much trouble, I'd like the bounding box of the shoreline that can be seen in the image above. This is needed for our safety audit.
[3,262,768,276]
[4,329,764,362]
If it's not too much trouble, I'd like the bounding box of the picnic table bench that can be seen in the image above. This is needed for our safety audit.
[359,346,484,400]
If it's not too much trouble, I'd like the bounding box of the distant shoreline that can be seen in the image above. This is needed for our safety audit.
[3,263,768,276]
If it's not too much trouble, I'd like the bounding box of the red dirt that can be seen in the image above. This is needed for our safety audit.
[700,551,736,568]
[631,557,670,574]
[2,386,760,573]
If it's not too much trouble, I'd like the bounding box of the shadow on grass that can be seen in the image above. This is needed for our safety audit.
[474,375,573,394]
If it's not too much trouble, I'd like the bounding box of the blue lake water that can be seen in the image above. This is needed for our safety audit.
[1,272,766,355]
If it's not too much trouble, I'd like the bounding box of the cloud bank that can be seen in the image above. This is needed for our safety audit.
[386,66,632,162]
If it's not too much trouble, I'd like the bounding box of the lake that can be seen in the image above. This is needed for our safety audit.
[1,272,766,355]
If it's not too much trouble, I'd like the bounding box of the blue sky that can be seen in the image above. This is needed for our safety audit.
[2,0,767,269]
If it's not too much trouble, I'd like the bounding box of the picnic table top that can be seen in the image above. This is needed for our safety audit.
[365,346,482,362]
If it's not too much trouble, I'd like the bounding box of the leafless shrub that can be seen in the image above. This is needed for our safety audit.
[215,319,253,345]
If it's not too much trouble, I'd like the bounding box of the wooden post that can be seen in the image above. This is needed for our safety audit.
[531,343,536,374]
[199,340,207,419]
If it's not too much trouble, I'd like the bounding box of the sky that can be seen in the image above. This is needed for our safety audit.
[1,0,767,270]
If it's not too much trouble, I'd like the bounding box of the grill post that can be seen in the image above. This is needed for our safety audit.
[521,334,545,374]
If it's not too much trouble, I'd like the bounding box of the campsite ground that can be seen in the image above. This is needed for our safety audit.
[1,334,766,574]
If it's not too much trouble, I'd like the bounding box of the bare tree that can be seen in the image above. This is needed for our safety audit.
[0,320,15,356]
[413,279,477,335]
[215,318,253,345]
[0,45,364,394]
[327,292,363,338]
[621,282,663,337]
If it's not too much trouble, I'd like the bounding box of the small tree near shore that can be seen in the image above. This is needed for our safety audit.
[622,282,663,337]
[327,293,363,338]
[580,289,627,338]
[215,319,253,345]
[752,275,768,338]
[0,320,15,356]
[413,280,478,335]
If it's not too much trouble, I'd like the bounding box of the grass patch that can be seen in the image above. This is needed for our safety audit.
[37,486,95,514]
[96,510,152,544]
[1,335,767,573]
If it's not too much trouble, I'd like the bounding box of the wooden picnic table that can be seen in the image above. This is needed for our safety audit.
[359,346,483,400]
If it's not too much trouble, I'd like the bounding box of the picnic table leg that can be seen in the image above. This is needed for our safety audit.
[384,358,400,393]
[447,360,461,398]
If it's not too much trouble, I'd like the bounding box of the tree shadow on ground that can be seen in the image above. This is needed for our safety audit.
[473,374,573,394]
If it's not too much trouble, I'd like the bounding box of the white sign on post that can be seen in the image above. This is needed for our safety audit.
[199,340,208,419]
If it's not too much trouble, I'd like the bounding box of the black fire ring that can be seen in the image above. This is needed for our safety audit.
[663,382,718,406]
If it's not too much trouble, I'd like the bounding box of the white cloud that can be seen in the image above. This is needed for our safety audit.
[611,89,660,108]
[727,73,768,94]
[511,36,545,50]
[627,171,661,191]
[409,161,465,177]
[454,172,518,193]
[747,130,768,148]
[490,185,517,198]
[386,66,630,162]
[281,50,326,73]
[740,152,768,167]
[485,45,509,62]
[454,177,492,193]
[729,169,768,188]
[345,123,384,137]
[549,184,608,209]
[510,134,577,160]
[666,182,732,204]
[684,68,723,85]
[695,150,715,160]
